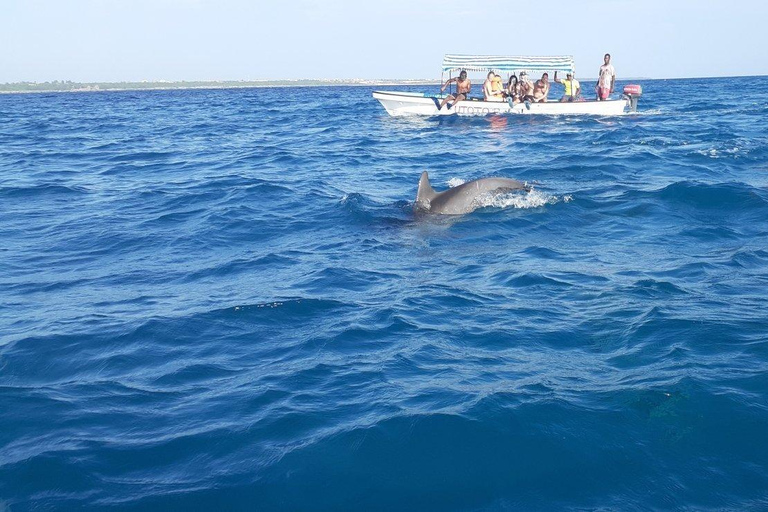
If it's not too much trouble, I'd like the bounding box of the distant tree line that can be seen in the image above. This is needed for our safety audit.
[0,79,437,93]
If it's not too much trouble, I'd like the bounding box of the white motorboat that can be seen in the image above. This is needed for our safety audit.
[373,55,642,117]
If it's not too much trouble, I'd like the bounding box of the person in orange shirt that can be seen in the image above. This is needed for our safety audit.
[484,72,505,102]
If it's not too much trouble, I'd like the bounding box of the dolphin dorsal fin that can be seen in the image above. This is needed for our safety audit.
[416,171,438,203]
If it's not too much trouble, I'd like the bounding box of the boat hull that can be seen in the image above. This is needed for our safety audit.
[372,90,631,116]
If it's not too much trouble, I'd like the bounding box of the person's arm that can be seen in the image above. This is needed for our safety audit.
[610,68,616,93]
[596,68,601,98]
[440,77,457,92]
[554,71,561,84]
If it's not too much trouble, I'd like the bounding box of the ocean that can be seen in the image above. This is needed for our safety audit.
[1,77,768,510]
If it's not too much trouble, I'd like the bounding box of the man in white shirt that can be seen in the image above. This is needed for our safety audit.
[596,53,616,101]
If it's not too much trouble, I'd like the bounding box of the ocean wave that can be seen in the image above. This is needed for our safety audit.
[657,181,768,210]
[0,183,90,198]
[3,80,768,510]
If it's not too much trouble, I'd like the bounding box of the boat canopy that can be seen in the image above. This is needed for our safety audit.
[442,54,575,74]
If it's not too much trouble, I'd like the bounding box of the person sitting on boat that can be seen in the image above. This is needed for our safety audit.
[484,72,505,102]
[492,73,505,99]
[505,75,521,105]
[532,73,550,103]
[519,71,535,102]
[439,70,471,110]
[554,71,581,102]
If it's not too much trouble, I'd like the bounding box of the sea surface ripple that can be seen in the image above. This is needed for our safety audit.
[2,77,768,510]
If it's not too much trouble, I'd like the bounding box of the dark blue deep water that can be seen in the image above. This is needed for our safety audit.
[2,77,768,511]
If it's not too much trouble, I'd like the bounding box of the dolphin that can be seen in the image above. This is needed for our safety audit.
[414,171,529,215]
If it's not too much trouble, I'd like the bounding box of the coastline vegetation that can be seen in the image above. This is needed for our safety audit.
[0,79,438,94]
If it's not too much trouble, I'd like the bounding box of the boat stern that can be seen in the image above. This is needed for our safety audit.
[623,84,643,112]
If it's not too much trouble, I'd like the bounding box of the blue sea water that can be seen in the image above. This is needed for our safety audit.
[1,77,768,511]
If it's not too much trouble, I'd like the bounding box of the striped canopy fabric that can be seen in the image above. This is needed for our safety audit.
[442,55,575,74]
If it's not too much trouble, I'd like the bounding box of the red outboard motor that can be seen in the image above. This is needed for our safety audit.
[623,84,642,112]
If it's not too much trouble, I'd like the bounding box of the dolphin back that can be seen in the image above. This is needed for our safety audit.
[415,173,529,215]
[470,177,529,193]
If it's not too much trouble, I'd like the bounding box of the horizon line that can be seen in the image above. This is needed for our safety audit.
[3,73,768,86]
[1,74,766,95]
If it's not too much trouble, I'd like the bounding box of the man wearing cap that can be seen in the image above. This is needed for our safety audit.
[554,71,581,102]
[519,71,535,102]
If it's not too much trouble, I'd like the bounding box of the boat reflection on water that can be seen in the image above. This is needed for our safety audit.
[488,115,508,131]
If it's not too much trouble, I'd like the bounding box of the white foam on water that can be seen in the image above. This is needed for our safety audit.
[696,148,720,158]
[637,108,663,115]
[481,187,566,209]
[441,178,569,210]
[707,145,745,159]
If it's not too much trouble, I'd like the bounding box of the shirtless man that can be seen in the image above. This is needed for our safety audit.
[532,73,550,103]
[439,70,471,110]
[519,71,535,102]
[483,71,504,102]
[596,53,616,101]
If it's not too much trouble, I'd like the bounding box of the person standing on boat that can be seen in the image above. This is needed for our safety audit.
[532,73,550,102]
[484,72,505,102]
[439,70,471,110]
[596,53,616,101]
[554,71,581,102]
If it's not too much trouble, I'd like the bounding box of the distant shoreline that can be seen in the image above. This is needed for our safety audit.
[0,79,440,94]
[3,75,764,94]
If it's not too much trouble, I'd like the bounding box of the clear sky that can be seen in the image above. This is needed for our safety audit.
[2,0,766,83]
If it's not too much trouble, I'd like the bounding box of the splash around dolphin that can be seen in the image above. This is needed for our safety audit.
[414,171,530,215]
